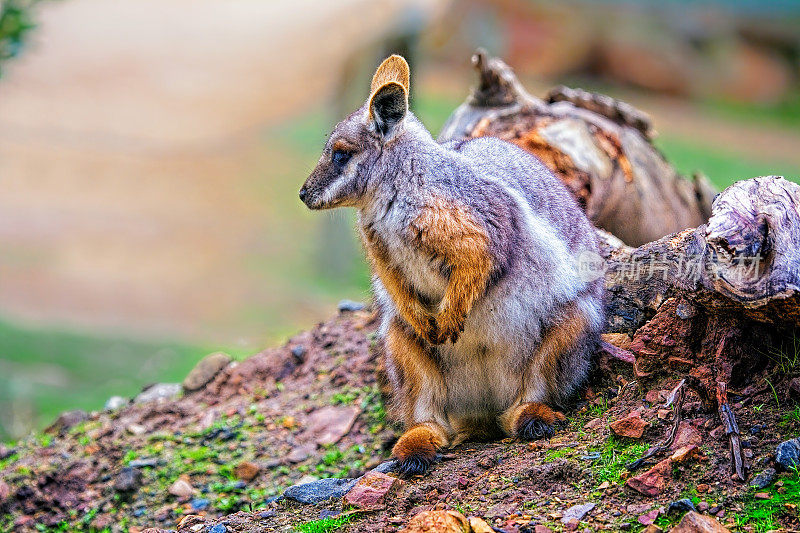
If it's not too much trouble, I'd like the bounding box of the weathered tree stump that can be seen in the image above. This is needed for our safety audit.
[440,49,716,246]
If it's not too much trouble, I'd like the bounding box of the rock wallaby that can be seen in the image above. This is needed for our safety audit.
[300,55,604,476]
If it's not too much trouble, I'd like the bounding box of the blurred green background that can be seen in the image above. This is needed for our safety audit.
[1,0,799,440]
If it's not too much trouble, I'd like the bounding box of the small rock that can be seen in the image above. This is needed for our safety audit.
[290,345,307,361]
[14,516,34,528]
[178,515,205,528]
[534,526,554,533]
[477,456,496,469]
[190,498,209,511]
[370,460,397,474]
[469,517,494,533]
[610,413,647,439]
[697,501,709,512]
[303,405,360,446]
[789,377,800,398]
[168,479,195,499]
[709,426,725,439]
[114,467,142,492]
[402,510,469,533]
[284,477,357,504]
[135,383,181,404]
[343,471,401,509]
[208,525,227,533]
[657,409,671,420]
[638,509,660,525]
[625,458,671,496]
[754,492,771,500]
[584,417,603,430]
[627,503,652,515]
[104,396,128,411]
[667,499,696,514]
[696,484,710,493]
[642,526,662,533]
[671,421,703,450]
[671,445,703,463]
[750,467,776,489]
[128,458,158,468]
[776,438,800,471]
[561,503,595,524]
[602,332,632,350]
[0,480,10,504]
[671,511,730,532]
[286,444,315,463]
[46,410,88,434]
[183,352,231,391]
[338,299,365,312]
[127,424,147,436]
[645,390,666,404]
[91,514,114,530]
[234,461,261,482]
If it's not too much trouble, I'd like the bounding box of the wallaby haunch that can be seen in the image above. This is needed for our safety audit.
[300,55,604,476]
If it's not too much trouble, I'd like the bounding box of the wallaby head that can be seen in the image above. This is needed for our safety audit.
[299,55,412,210]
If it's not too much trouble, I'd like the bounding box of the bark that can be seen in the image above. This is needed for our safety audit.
[599,175,800,335]
[440,49,716,246]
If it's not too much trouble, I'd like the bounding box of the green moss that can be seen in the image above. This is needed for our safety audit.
[588,435,650,485]
[735,470,800,532]
[295,514,355,533]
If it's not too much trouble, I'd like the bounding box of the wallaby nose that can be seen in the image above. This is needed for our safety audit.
[299,188,307,203]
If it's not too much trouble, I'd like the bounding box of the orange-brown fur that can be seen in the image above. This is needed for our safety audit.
[537,304,590,400]
[507,402,566,435]
[384,318,444,426]
[391,422,448,464]
[410,198,492,344]
[369,55,410,94]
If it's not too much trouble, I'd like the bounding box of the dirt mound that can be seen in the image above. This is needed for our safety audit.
[1,309,798,532]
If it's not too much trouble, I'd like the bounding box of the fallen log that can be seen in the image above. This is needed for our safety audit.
[440,49,715,246]
[599,175,800,336]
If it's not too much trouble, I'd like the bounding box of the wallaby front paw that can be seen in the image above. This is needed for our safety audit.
[428,313,465,344]
[392,423,446,477]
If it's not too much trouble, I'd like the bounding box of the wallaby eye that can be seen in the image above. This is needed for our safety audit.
[332,150,352,167]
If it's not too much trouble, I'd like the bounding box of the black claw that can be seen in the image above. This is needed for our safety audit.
[518,418,555,440]
[393,455,433,477]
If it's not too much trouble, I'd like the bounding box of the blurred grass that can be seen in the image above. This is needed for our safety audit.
[3,88,799,441]
[0,318,256,441]
[656,136,800,189]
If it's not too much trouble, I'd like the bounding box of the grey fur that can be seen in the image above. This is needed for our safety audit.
[300,88,604,438]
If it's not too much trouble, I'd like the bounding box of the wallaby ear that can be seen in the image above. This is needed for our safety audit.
[367,55,410,138]
[368,81,408,137]
[370,54,410,94]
